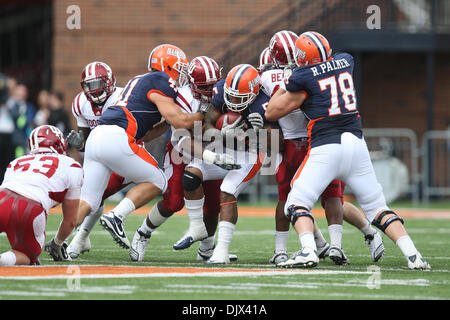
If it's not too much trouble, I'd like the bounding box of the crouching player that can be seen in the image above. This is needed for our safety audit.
[0,125,83,265]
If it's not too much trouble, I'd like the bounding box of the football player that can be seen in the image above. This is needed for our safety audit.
[266,31,430,270]
[0,125,83,265]
[129,56,238,262]
[261,31,384,265]
[66,61,138,259]
[73,44,207,251]
[173,63,278,264]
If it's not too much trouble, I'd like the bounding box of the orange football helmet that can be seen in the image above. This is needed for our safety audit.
[294,31,332,66]
[148,44,188,85]
[224,64,261,112]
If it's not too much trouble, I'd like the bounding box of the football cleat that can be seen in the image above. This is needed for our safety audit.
[316,242,331,259]
[328,246,350,265]
[67,234,91,259]
[197,245,238,262]
[100,211,130,249]
[269,251,289,265]
[276,247,319,268]
[129,229,151,262]
[365,231,385,262]
[173,223,208,250]
[407,252,431,270]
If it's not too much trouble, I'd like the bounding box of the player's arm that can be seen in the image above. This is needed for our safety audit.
[141,119,170,142]
[265,88,307,121]
[203,106,222,133]
[149,93,204,129]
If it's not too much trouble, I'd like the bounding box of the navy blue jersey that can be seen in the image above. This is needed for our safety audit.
[99,71,177,140]
[211,79,271,123]
[286,52,362,147]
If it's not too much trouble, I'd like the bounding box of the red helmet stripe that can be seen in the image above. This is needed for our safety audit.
[196,56,212,82]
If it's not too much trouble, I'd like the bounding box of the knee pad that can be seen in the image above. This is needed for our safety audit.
[286,205,314,226]
[182,170,202,191]
[372,210,404,233]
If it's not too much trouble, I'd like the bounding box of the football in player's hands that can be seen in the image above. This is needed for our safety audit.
[215,111,242,130]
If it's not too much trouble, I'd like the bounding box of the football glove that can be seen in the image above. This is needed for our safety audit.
[44,238,72,262]
[199,102,211,115]
[66,130,85,150]
[203,150,241,170]
[247,112,264,131]
[221,115,245,138]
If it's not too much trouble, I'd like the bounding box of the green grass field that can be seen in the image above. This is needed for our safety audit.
[0,208,449,301]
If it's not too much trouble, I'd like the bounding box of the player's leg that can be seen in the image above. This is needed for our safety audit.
[342,132,430,270]
[278,144,341,268]
[342,201,385,262]
[130,152,187,262]
[272,144,294,264]
[207,151,265,264]
[94,126,167,250]
[320,180,349,265]
[173,161,227,250]
[68,171,127,258]
[0,190,46,265]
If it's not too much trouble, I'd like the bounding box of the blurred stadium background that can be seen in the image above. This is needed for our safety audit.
[0,0,449,206]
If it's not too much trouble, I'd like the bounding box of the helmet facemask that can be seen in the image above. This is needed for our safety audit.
[224,86,257,113]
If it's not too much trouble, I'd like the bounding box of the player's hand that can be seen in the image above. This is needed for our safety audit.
[66,130,85,150]
[44,238,72,262]
[247,113,264,131]
[203,150,241,170]
[283,64,296,82]
[212,153,241,170]
[199,102,211,115]
[221,115,245,138]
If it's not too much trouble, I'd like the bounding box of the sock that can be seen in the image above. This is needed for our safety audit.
[299,232,317,251]
[275,231,289,253]
[396,235,418,257]
[199,235,215,251]
[314,228,328,248]
[328,224,343,248]
[360,220,377,236]
[79,205,104,236]
[113,198,136,222]
[185,197,205,224]
[0,251,16,266]
[147,204,168,228]
[214,221,235,255]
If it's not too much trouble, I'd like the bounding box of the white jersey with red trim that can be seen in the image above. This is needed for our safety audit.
[261,69,308,139]
[169,85,200,152]
[1,153,84,212]
[71,87,123,129]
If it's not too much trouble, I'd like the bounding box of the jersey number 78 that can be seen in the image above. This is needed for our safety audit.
[318,72,357,116]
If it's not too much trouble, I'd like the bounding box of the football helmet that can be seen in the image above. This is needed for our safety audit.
[148,44,188,85]
[224,64,261,112]
[268,30,298,68]
[187,56,222,103]
[80,62,116,105]
[28,125,67,155]
[257,47,274,73]
[294,31,332,66]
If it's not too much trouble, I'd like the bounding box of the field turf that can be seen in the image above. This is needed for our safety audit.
[0,206,449,302]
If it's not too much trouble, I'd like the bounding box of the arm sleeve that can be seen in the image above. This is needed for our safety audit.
[147,72,178,100]
[211,80,226,113]
[71,94,89,128]
[64,163,83,200]
[285,70,308,93]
